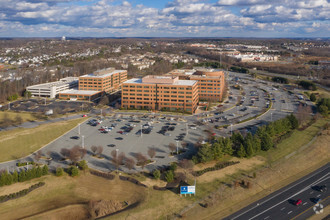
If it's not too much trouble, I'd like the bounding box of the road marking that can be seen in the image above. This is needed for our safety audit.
[264,216,270,219]
[310,191,314,194]
[288,211,292,214]
[303,202,307,205]
[317,194,321,197]
[281,207,286,211]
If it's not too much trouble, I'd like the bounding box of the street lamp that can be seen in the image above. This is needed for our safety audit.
[82,135,85,148]
[230,124,233,135]
[176,141,179,155]
[116,148,119,173]
[186,123,188,135]
[270,112,273,122]
[140,125,143,137]
[78,123,81,135]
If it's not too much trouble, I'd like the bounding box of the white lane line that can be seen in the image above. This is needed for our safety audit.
[231,166,330,220]
[310,191,314,194]
[303,202,307,205]
[281,207,286,211]
[317,194,321,197]
[288,211,292,214]
[247,174,330,220]
[264,216,270,220]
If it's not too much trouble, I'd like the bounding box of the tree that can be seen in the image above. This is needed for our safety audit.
[60,148,70,159]
[244,133,254,158]
[91,146,98,155]
[260,133,273,151]
[56,167,64,176]
[69,146,84,165]
[34,150,42,162]
[310,93,316,102]
[165,170,174,183]
[212,141,224,160]
[147,148,156,159]
[68,166,79,177]
[287,114,299,129]
[78,160,88,170]
[222,137,233,156]
[14,114,23,125]
[153,169,161,179]
[170,162,177,171]
[124,157,135,170]
[42,165,48,175]
[96,146,103,156]
[237,144,246,158]
[12,170,18,183]
[168,143,176,155]
[196,143,213,163]
[135,153,148,169]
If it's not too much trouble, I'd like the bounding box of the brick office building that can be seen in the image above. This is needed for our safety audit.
[121,75,199,113]
[169,68,226,102]
[78,68,127,93]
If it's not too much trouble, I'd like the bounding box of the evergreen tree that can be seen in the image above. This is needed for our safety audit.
[266,123,275,137]
[261,133,273,151]
[231,132,244,153]
[165,170,174,183]
[222,137,233,155]
[212,142,224,160]
[253,135,262,153]
[42,165,48,175]
[244,133,254,158]
[68,166,79,177]
[12,170,18,183]
[5,172,13,185]
[18,170,26,182]
[36,166,42,177]
[287,114,298,129]
[56,167,64,177]
[237,144,246,158]
[0,172,7,186]
[196,144,213,163]
[153,169,161,180]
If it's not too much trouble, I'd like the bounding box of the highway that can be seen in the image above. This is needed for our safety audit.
[225,163,330,220]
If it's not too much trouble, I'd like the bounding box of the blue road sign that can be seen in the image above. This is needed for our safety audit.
[180,186,195,194]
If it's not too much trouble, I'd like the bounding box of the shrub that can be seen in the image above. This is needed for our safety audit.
[77,160,88,170]
[68,166,79,177]
[170,162,177,171]
[165,170,174,183]
[153,169,161,180]
[192,161,240,176]
[89,170,115,180]
[56,167,64,177]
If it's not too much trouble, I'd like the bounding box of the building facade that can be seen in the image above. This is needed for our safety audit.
[26,77,78,98]
[169,68,226,102]
[121,75,199,113]
[79,68,127,93]
[58,89,103,102]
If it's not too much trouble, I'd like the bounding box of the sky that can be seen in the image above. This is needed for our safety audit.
[0,0,329,38]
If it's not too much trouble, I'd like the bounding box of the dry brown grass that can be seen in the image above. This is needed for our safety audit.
[0,173,146,220]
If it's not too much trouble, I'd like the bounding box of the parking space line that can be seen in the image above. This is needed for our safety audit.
[280,207,286,211]
[287,211,292,215]
[303,202,307,206]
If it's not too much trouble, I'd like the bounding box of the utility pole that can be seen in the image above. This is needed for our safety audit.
[78,123,80,135]
[82,135,85,148]
[140,125,143,138]
[186,123,188,135]
[176,141,179,155]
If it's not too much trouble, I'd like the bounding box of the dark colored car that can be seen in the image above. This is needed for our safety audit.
[70,136,80,140]
[108,144,116,147]
[313,185,327,192]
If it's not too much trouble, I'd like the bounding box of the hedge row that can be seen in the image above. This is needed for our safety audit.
[17,161,35,167]
[119,176,147,188]
[89,170,115,180]
[193,161,240,177]
[0,182,45,203]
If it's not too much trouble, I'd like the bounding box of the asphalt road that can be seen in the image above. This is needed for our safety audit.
[224,163,330,220]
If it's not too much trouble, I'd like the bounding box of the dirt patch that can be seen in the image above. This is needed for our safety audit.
[197,156,265,183]
[88,200,125,218]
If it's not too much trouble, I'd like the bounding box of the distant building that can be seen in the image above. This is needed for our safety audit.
[79,68,127,93]
[62,36,66,41]
[121,75,199,113]
[26,77,78,98]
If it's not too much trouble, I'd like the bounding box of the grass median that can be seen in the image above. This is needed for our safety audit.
[0,117,86,162]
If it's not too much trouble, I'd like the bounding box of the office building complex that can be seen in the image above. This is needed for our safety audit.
[79,68,127,93]
[121,75,199,113]
[169,68,226,102]
[26,77,78,98]
[58,89,103,101]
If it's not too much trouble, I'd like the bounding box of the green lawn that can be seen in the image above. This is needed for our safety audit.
[0,118,86,162]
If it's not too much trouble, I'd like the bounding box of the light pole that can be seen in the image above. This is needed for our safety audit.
[176,141,179,155]
[140,125,143,138]
[186,123,188,135]
[78,123,81,135]
[230,124,233,135]
[116,148,119,173]
[82,135,85,148]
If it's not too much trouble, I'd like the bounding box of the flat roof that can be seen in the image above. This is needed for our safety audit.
[124,78,197,86]
[27,77,78,89]
[59,89,101,96]
[80,68,126,78]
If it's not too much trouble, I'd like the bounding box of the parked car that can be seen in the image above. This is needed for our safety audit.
[313,185,327,192]
[82,114,88,117]
[313,198,321,204]
[70,136,80,140]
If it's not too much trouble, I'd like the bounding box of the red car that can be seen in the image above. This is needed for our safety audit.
[82,114,87,117]
[294,199,302,206]
[117,131,123,134]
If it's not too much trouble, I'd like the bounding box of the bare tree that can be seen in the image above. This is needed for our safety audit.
[91,146,97,155]
[60,148,70,159]
[69,145,84,165]
[111,149,118,158]
[125,157,135,170]
[34,150,42,162]
[168,143,176,155]
[118,152,126,165]
[96,146,103,156]
[147,148,156,159]
[135,152,148,169]
[181,141,188,150]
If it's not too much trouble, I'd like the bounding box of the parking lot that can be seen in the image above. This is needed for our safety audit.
[43,115,207,172]
[3,98,93,114]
